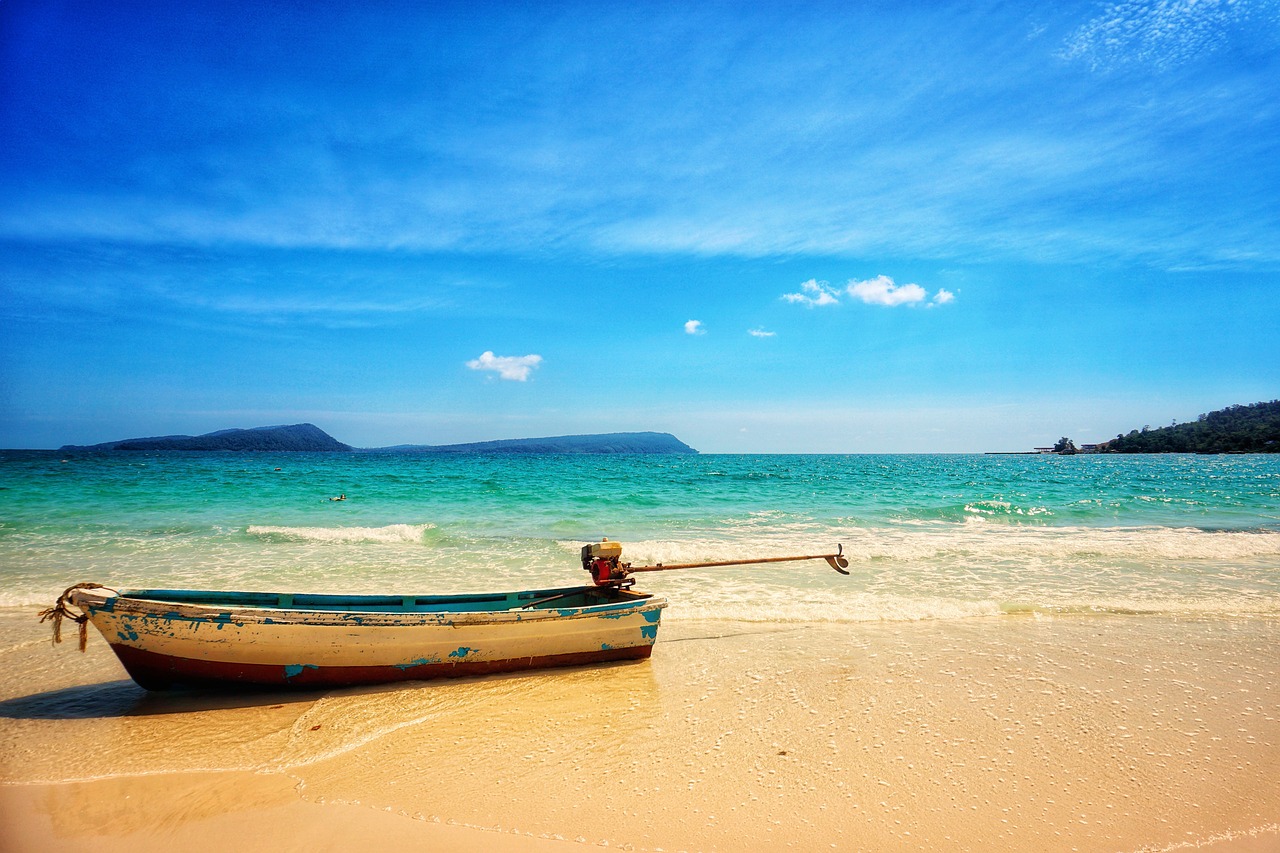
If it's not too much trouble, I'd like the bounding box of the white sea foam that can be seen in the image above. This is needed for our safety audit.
[567,525,1280,624]
[608,523,1280,565]
[245,523,438,545]
[671,591,1005,624]
[5,522,1278,616]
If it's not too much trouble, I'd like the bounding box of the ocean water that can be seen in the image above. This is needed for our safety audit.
[2,451,1277,622]
[4,451,1278,851]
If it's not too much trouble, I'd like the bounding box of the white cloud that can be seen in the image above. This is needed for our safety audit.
[782,279,840,307]
[466,351,542,381]
[847,275,927,306]
[748,328,776,337]
[1059,0,1250,72]
[684,319,706,335]
[785,275,956,311]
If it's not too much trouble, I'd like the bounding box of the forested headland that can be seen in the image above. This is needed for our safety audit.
[1103,400,1280,453]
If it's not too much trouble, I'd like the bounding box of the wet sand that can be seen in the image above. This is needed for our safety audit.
[1,609,1277,851]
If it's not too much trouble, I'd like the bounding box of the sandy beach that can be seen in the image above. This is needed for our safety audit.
[2,607,1277,852]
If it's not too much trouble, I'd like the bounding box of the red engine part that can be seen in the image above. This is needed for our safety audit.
[587,558,621,585]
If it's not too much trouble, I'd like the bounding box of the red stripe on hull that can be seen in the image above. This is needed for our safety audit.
[110,643,654,691]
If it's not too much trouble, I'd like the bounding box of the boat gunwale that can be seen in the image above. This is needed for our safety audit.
[69,585,667,628]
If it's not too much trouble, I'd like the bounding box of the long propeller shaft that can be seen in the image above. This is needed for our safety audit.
[627,547,850,575]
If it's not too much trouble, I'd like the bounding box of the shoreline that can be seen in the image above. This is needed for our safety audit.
[2,611,1277,851]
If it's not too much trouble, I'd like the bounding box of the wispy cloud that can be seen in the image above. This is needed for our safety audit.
[2,2,1276,274]
[932,289,956,306]
[748,328,776,338]
[466,351,542,381]
[782,279,841,308]
[162,290,450,324]
[1059,0,1257,71]
[684,319,706,335]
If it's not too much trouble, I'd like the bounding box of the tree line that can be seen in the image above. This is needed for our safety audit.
[1102,400,1280,453]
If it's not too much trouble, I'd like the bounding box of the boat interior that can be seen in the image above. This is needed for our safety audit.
[118,584,654,613]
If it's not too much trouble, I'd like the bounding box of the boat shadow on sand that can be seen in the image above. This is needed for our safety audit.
[0,679,322,720]
[0,657,660,721]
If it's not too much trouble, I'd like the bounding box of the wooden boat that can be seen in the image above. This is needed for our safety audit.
[53,583,666,690]
[42,540,847,691]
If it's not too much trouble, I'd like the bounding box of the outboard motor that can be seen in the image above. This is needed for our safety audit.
[582,539,629,586]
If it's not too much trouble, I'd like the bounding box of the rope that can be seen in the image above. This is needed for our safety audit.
[38,583,112,652]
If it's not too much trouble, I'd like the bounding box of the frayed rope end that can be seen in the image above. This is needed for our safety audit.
[39,583,109,652]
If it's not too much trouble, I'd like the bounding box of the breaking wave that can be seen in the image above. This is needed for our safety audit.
[246,523,440,545]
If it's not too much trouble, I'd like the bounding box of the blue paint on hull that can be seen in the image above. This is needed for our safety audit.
[283,663,320,679]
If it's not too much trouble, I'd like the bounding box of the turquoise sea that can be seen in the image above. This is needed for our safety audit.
[2,451,1277,622]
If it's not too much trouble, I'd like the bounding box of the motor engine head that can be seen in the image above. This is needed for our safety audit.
[581,539,628,585]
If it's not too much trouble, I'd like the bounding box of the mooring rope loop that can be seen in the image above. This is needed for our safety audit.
[38,583,112,652]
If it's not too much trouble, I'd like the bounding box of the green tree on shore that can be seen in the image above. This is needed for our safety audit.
[1104,400,1280,453]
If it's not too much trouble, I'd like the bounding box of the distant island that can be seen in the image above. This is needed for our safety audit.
[375,432,697,454]
[59,425,699,455]
[61,424,354,453]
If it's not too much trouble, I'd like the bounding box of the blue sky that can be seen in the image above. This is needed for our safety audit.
[2,0,1277,452]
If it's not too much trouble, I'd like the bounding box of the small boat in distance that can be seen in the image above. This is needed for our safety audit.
[42,540,847,691]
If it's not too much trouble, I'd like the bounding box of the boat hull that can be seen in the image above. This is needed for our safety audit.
[69,585,666,690]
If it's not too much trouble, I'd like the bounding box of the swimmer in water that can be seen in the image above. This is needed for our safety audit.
[329,493,346,501]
